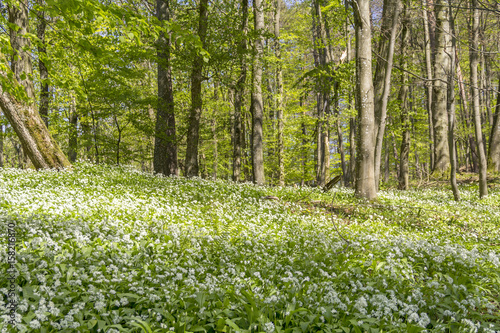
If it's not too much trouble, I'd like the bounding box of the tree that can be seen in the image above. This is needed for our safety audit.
[352,0,377,200]
[489,82,500,171]
[37,0,49,128]
[232,0,249,182]
[373,0,401,188]
[469,0,488,197]
[0,0,70,170]
[251,0,265,185]
[431,0,451,173]
[154,0,178,176]
[398,0,410,190]
[448,3,460,201]
[185,0,209,177]
[275,0,285,186]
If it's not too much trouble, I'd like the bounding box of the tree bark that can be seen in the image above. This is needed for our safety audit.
[275,0,285,186]
[334,81,346,185]
[373,0,400,189]
[233,0,249,182]
[37,0,49,128]
[431,0,451,173]
[422,0,435,171]
[0,125,3,167]
[185,0,208,177]
[469,0,488,197]
[352,0,377,200]
[0,1,70,170]
[488,80,500,171]
[154,0,178,176]
[251,0,265,185]
[448,4,460,201]
[398,1,410,190]
[68,96,78,163]
[312,0,330,187]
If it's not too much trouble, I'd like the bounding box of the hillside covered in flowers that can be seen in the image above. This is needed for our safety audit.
[0,164,499,332]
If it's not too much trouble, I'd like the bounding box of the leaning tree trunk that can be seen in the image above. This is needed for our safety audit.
[431,0,451,173]
[469,0,488,197]
[373,0,400,189]
[352,0,377,200]
[0,1,70,170]
[154,0,178,176]
[185,0,209,177]
[232,0,249,182]
[251,0,266,185]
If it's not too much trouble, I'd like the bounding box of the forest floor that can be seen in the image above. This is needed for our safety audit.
[0,163,499,332]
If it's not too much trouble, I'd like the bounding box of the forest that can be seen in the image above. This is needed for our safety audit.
[0,0,500,332]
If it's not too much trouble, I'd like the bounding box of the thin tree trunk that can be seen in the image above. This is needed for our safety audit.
[185,0,208,177]
[488,80,500,171]
[312,0,330,187]
[352,0,377,200]
[251,0,265,185]
[275,0,285,186]
[232,0,248,182]
[423,0,435,171]
[213,84,218,180]
[431,0,451,173]
[0,1,71,170]
[154,0,178,176]
[334,81,346,184]
[448,4,460,201]
[373,0,400,189]
[398,1,410,190]
[113,115,123,166]
[0,125,3,167]
[68,96,78,163]
[469,0,488,197]
[300,97,308,185]
[37,0,49,128]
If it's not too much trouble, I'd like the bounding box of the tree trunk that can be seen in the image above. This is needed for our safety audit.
[398,1,410,190]
[185,0,208,177]
[334,81,346,185]
[68,96,78,163]
[233,0,249,182]
[469,0,488,197]
[0,1,71,170]
[37,0,49,128]
[212,84,218,180]
[251,0,265,185]
[154,0,178,176]
[352,0,377,200]
[448,4,460,201]
[300,97,308,185]
[0,125,3,167]
[312,0,330,187]
[422,0,435,171]
[488,81,500,171]
[431,0,451,173]
[275,0,285,186]
[373,0,400,189]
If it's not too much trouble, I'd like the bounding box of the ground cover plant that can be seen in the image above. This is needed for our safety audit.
[0,163,499,332]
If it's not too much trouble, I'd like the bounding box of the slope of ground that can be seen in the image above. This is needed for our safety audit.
[0,163,499,332]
